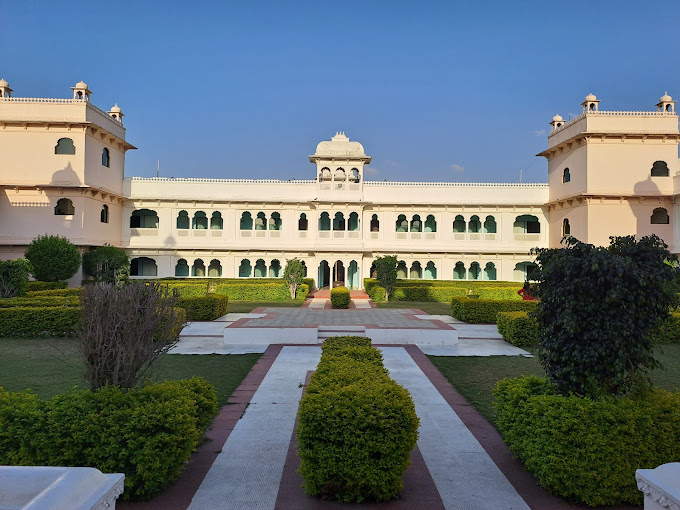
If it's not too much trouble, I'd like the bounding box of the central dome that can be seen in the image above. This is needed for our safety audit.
[312,132,367,158]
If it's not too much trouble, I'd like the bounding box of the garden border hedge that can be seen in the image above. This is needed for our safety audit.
[496,311,539,346]
[176,295,229,321]
[451,297,538,323]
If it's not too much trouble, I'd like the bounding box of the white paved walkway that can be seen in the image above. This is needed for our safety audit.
[188,346,529,510]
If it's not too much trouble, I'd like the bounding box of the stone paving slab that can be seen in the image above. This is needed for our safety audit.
[420,339,530,357]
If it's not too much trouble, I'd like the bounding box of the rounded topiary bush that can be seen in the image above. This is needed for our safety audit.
[330,286,350,309]
[25,235,81,282]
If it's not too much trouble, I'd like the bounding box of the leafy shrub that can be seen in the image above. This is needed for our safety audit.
[214,282,308,301]
[532,235,680,397]
[646,312,680,344]
[0,259,32,298]
[473,285,522,301]
[82,244,130,284]
[283,258,307,299]
[27,288,83,297]
[25,281,67,292]
[297,337,419,502]
[390,286,467,302]
[0,378,217,501]
[451,297,537,323]
[0,296,80,308]
[368,285,386,303]
[25,235,82,282]
[0,306,81,337]
[159,282,209,297]
[330,286,350,309]
[373,256,398,301]
[496,311,539,346]
[494,376,680,507]
[176,295,229,321]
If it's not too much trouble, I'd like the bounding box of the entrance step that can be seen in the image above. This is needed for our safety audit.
[307,299,328,309]
[317,325,367,341]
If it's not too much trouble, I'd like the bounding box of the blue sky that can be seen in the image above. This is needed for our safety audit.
[2,1,679,182]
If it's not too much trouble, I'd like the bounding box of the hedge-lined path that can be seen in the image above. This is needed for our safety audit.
[185,346,531,510]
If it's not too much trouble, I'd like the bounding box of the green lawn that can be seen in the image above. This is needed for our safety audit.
[429,344,680,425]
[0,338,260,407]
[227,300,303,313]
[376,301,451,315]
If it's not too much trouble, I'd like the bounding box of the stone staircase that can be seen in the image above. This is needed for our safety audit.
[317,325,367,342]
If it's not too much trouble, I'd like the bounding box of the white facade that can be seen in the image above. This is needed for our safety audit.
[1,80,678,289]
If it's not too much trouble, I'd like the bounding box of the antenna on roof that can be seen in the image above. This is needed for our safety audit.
[156,160,160,178]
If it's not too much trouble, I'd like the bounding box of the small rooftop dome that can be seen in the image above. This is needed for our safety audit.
[109,104,121,113]
[0,78,9,88]
[584,93,597,101]
[75,80,88,89]
[660,92,673,102]
[312,132,368,159]
[552,114,564,122]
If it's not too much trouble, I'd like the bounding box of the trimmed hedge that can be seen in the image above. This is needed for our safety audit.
[362,278,521,302]
[496,311,539,347]
[25,281,68,292]
[155,277,315,290]
[391,286,468,302]
[27,288,83,298]
[494,376,680,506]
[364,278,521,292]
[330,286,350,309]
[158,282,210,297]
[0,296,80,308]
[451,297,538,323]
[214,282,308,301]
[368,285,387,303]
[297,337,419,502]
[473,286,522,301]
[0,377,218,501]
[647,312,680,343]
[176,295,229,321]
[0,306,81,337]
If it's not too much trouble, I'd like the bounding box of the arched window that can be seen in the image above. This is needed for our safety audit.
[130,257,157,277]
[334,168,346,181]
[269,212,282,230]
[239,259,252,278]
[240,211,253,230]
[410,262,422,279]
[192,211,208,229]
[175,258,190,277]
[424,214,437,233]
[298,213,308,231]
[484,215,497,234]
[514,262,538,281]
[349,168,360,183]
[562,168,570,183]
[177,210,190,229]
[102,148,110,167]
[453,262,466,280]
[192,259,205,277]
[255,212,266,230]
[410,215,422,233]
[208,212,223,230]
[254,259,267,277]
[130,209,158,228]
[319,167,332,181]
[100,204,109,223]
[208,259,222,277]
[319,212,331,231]
[348,212,360,232]
[396,261,407,279]
[269,259,282,278]
[425,261,437,280]
[562,218,571,236]
[396,214,408,232]
[370,214,379,232]
[468,215,481,233]
[469,262,481,280]
[333,212,345,231]
[651,208,670,224]
[453,215,466,233]
[514,214,540,234]
[484,262,497,281]
[55,198,75,216]
[55,138,75,155]
[651,161,669,177]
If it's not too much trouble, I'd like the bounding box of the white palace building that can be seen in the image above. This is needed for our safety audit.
[0,79,678,288]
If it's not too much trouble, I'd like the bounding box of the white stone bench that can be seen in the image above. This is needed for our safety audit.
[636,463,680,510]
[0,466,124,510]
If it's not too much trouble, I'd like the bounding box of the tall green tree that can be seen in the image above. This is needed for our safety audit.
[25,234,81,282]
[283,258,306,299]
[83,244,130,284]
[374,255,398,302]
[531,235,679,397]
[0,259,32,297]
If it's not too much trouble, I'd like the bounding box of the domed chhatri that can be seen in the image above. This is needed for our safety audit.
[552,114,564,122]
[108,103,124,124]
[584,93,597,102]
[71,80,92,101]
[581,92,600,113]
[657,91,676,113]
[660,92,673,102]
[312,132,368,159]
[0,78,9,88]
[0,78,12,98]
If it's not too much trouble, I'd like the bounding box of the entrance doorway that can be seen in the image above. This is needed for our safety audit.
[333,261,345,287]
[318,260,330,289]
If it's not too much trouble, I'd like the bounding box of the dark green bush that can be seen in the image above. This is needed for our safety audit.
[297,336,419,503]
[82,245,130,284]
[496,311,539,346]
[27,288,83,297]
[176,295,229,321]
[473,285,522,301]
[494,376,680,507]
[368,285,386,302]
[0,306,81,337]
[25,281,68,292]
[330,286,350,309]
[390,286,468,302]
[0,296,80,308]
[364,278,520,292]
[214,282,308,301]
[158,282,209,297]
[451,297,537,323]
[25,235,82,282]
[646,312,680,344]
[0,378,217,501]
[0,259,32,298]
